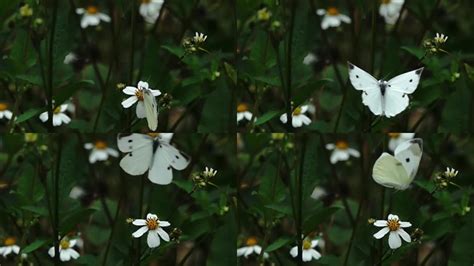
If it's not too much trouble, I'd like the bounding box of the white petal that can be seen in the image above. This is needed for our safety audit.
[69,239,77,248]
[388,231,402,249]
[253,245,262,255]
[310,248,321,260]
[84,143,94,149]
[157,228,170,242]
[348,148,360,158]
[3,110,12,120]
[123,86,137,95]
[292,116,303,128]
[289,246,298,257]
[60,249,71,261]
[374,220,388,227]
[243,111,253,121]
[107,148,119,158]
[53,114,62,126]
[58,113,71,124]
[325,143,335,150]
[339,14,351,23]
[76,8,85,14]
[39,112,48,122]
[121,96,138,108]
[147,231,160,248]
[397,229,411,243]
[280,113,288,123]
[302,249,312,261]
[237,247,247,257]
[12,245,20,254]
[132,219,147,226]
[99,13,111,22]
[236,113,244,122]
[244,246,253,257]
[68,248,80,259]
[316,9,326,15]
[300,105,309,113]
[147,213,158,220]
[400,221,412,228]
[150,89,161,96]
[138,81,149,90]
[373,227,390,239]
[311,240,318,248]
[48,246,55,257]
[299,114,312,125]
[132,226,149,238]
[159,220,171,227]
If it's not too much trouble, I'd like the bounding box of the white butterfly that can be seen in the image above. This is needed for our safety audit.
[117,133,190,185]
[372,138,423,190]
[143,89,158,131]
[348,62,424,118]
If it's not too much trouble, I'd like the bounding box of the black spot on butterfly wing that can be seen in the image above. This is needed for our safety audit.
[348,62,355,70]
[409,79,413,82]
[415,68,423,75]
[128,139,133,143]
[405,158,410,163]
[129,153,133,157]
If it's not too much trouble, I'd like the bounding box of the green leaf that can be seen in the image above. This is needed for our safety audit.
[15,108,43,124]
[401,46,425,60]
[22,239,48,254]
[255,110,279,125]
[161,45,185,58]
[54,80,95,106]
[265,237,292,252]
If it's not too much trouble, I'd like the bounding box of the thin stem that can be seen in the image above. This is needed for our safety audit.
[53,136,62,266]
[285,0,297,131]
[129,2,137,83]
[47,0,59,132]
[370,0,377,73]
[101,196,123,266]
[296,134,307,264]
[136,175,145,264]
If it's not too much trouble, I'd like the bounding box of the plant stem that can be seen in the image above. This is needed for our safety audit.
[53,136,62,266]
[370,0,377,73]
[296,134,307,264]
[47,0,58,132]
[136,175,145,264]
[285,0,297,132]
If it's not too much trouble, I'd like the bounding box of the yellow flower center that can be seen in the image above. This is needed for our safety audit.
[135,89,144,101]
[4,237,16,246]
[387,218,400,231]
[303,240,312,250]
[245,236,258,246]
[381,0,391,4]
[335,140,348,150]
[146,218,159,230]
[147,133,160,138]
[257,8,272,21]
[94,140,107,149]
[237,103,248,113]
[86,6,98,14]
[0,103,8,111]
[388,133,400,139]
[327,7,339,16]
[292,106,302,116]
[60,239,70,249]
[53,106,62,114]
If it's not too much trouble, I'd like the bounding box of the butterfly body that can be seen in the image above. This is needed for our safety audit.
[348,62,423,118]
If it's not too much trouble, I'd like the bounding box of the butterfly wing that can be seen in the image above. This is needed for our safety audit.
[383,89,409,117]
[372,153,411,190]
[383,68,423,117]
[148,142,191,185]
[143,89,158,131]
[394,138,423,180]
[387,68,424,94]
[117,134,154,175]
[348,62,384,116]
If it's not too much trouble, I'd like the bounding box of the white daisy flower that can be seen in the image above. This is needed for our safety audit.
[76,6,111,29]
[325,141,360,164]
[434,33,448,44]
[69,186,86,200]
[0,237,20,257]
[63,52,78,64]
[139,0,164,24]
[316,7,351,30]
[121,81,161,118]
[280,105,312,128]
[379,0,404,25]
[388,133,415,152]
[444,167,458,178]
[236,236,269,259]
[236,103,254,123]
[0,102,13,121]
[47,237,80,261]
[193,32,207,44]
[203,167,217,178]
[373,214,412,249]
[289,239,322,262]
[39,104,71,127]
[84,140,119,164]
[132,213,170,248]
[310,186,327,200]
[303,53,318,65]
